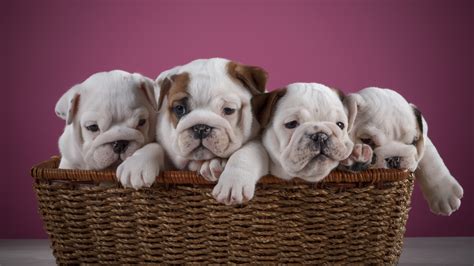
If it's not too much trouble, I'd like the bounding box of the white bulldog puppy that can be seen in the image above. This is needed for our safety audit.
[344,87,464,215]
[155,58,269,204]
[56,70,161,181]
[252,83,355,181]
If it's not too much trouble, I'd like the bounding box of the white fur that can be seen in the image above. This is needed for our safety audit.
[347,87,463,215]
[56,70,162,182]
[154,58,267,204]
[263,83,354,181]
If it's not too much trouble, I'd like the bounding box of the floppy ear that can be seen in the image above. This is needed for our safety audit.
[251,88,287,128]
[135,75,158,112]
[55,85,81,125]
[411,104,426,158]
[227,61,268,95]
[343,93,364,132]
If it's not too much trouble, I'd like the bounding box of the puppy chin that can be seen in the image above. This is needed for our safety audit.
[283,155,338,182]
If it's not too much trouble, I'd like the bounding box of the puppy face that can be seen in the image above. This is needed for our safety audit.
[254,83,354,181]
[345,87,425,171]
[156,58,267,163]
[56,70,157,170]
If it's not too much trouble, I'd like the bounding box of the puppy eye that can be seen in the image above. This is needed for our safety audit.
[173,104,187,118]
[86,124,99,132]
[284,120,299,129]
[411,137,418,146]
[336,122,345,130]
[223,107,236,115]
[138,119,146,127]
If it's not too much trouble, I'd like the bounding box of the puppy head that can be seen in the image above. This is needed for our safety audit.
[56,70,157,169]
[253,83,355,182]
[156,58,267,161]
[344,87,426,171]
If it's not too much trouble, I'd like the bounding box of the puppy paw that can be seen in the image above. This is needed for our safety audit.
[199,158,227,182]
[340,144,373,171]
[424,177,463,216]
[188,158,227,181]
[117,155,160,190]
[212,172,255,205]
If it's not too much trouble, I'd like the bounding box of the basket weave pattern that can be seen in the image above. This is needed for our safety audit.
[31,157,414,264]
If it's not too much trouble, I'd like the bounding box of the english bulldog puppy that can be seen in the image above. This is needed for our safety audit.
[56,70,162,183]
[155,58,269,204]
[344,87,463,215]
[252,83,355,181]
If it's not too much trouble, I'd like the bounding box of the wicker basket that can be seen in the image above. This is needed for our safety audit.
[31,156,414,264]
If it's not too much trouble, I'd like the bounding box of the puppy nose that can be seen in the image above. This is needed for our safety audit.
[310,132,329,144]
[192,124,212,139]
[385,156,401,169]
[112,140,129,154]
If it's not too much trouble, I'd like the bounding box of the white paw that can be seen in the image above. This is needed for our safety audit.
[199,158,227,182]
[340,144,373,171]
[212,170,255,205]
[188,158,227,182]
[116,155,160,190]
[425,178,463,216]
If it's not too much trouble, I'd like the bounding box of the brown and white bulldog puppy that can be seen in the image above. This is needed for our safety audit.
[56,70,162,182]
[154,58,269,204]
[252,83,356,181]
[344,87,464,215]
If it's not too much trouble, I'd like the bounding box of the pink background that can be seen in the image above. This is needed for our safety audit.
[2,0,472,238]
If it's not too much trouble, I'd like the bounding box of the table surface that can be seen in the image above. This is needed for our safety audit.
[0,237,472,265]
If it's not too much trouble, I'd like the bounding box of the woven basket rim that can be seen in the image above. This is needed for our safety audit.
[30,156,411,185]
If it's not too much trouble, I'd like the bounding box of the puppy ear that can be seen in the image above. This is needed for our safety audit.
[343,94,364,132]
[227,61,268,95]
[55,85,81,125]
[156,72,190,110]
[331,87,345,102]
[137,76,158,112]
[251,88,287,128]
[411,104,426,158]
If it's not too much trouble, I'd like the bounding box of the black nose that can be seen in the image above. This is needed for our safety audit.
[192,124,212,139]
[385,156,401,169]
[112,140,129,154]
[310,132,329,145]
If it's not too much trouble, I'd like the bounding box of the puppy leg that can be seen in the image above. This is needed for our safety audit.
[212,140,269,205]
[339,143,373,172]
[416,137,463,216]
[117,143,164,189]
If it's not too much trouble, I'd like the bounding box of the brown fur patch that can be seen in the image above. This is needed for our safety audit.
[251,88,287,129]
[227,61,268,95]
[157,72,190,127]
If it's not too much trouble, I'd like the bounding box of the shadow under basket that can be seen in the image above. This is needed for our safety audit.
[31,156,414,264]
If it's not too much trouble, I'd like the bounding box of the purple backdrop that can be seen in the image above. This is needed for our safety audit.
[2,0,473,238]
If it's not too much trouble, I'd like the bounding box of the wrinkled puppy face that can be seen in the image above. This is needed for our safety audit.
[254,83,354,181]
[345,87,425,171]
[157,58,267,161]
[56,70,157,170]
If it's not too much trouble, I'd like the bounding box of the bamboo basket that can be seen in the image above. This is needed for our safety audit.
[31,156,414,264]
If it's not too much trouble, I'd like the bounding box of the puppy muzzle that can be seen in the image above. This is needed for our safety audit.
[280,122,353,178]
[174,110,241,159]
[83,127,146,170]
[372,142,419,171]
